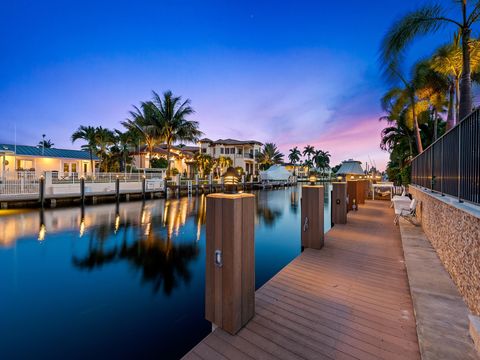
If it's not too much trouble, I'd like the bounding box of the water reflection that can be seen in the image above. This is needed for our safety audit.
[0,186,331,360]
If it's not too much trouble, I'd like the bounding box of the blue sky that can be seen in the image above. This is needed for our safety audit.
[0,0,457,169]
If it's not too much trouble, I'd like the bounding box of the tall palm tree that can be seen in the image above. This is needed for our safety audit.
[288,147,301,164]
[380,1,480,121]
[38,135,54,149]
[256,143,284,170]
[122,102,159,168]
[313,149,331,170]
[71,125,98,173]
[215,156,233,177]
[302,145,315,162]
[430,36,480,128]
[149,91,203,176]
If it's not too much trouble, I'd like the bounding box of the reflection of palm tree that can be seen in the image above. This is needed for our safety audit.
[255,193,283,227]
[290,191,299,214]
[72,208,199,295]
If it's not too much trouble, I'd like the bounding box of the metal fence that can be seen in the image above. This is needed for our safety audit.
[50,171,166,184]
[0,171,39,196]
[411,108,480,205]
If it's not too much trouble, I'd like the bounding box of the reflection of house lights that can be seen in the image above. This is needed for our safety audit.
[144,223,151,236]
[79,219,85,237]
[114,214,120,233]
[38,224,46,241]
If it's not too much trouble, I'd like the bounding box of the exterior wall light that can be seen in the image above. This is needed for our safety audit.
[309,174,317,185]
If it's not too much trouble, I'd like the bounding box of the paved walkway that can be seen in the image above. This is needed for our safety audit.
[183,200,420,360]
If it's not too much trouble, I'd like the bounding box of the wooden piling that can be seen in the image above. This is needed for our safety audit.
[39,176,45,208]
[80,177,85,206]
[347,180,359,211]
[301,185,324,250]
[115,177,120,202]
[331,182,347,224]
[205,193,255,335]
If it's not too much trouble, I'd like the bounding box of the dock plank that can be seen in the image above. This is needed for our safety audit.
[183,200,420,360]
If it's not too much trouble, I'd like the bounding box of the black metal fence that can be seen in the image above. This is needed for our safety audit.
[411,108,480,205]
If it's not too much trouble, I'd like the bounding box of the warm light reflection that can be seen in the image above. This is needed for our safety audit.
[79,219,85,237]
[38,224,46,241]
[114,214,120,233]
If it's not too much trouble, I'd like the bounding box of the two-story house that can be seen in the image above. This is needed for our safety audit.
[198,138,263,175]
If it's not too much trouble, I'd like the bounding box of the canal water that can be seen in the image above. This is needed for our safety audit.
[0,185,331,360]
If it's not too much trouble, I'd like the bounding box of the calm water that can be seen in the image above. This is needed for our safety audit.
[0,185,331,360]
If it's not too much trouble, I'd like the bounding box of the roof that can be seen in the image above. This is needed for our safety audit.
[199,138,213,143]
[134,144,195,158]
[0,144,98,160]
[336,159,364,175]
[259,165,293,181]
[210,138,263,146]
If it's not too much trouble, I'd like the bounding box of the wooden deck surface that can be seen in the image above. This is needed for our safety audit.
[183,200,420,360]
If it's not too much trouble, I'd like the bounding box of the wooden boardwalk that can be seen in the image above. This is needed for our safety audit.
[183,200,420,360]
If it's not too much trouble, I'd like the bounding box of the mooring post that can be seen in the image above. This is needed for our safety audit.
[115,176,120,202]
[331,182,347,225]
[301,185,324,250]
[205,193,255,335]
[209,174,213,193]
[347,180,359,211]
[357,179,366,205]
[142,175,146,200]
[39,175,45,209]
[195,174,199,195]
[80,176,85,207]
[242,175,245,191]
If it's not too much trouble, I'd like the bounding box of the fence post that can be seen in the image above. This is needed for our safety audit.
[441,136,444,196]
[80,176,85,206]
[458,122,463,203]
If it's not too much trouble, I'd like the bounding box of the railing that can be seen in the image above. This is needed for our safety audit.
[411,108,480,205]
[0,171,40,196]
[51,171,166,184]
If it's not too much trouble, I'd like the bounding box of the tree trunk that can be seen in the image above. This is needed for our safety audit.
[166,144,171,177]
[89,149,94,175]
[446,83,455,131]
[411,99,423,153]
[455,77,460,125]
[459,28,472,121]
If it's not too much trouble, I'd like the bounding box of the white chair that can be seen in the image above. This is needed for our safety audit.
[394,198,418,225]
[391,186,409,207]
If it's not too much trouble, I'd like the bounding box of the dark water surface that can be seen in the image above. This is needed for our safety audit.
[0,186,331,360]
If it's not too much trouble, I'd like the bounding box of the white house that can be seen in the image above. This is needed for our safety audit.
[0,144,99,179]
[198,138,263,175]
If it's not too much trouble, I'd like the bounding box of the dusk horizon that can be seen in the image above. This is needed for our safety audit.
[0,0,455,170]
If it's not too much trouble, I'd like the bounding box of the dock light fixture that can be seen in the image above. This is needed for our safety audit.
[337,176,343,181]
[308,174,317,185]
[350,175,355,180]
[223,166,239,194]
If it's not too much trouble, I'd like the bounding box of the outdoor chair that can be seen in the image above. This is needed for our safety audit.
[390,186,409,207]
[394,198,418,225]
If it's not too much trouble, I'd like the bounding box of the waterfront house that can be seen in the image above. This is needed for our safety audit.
[132,144,197,176]
[198,138,263,175]
[0,144,99,179]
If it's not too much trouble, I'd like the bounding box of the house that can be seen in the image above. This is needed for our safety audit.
[198,138,263,175]
[335,159,365,180]
[0,144,99,178]
[131,144,198,176]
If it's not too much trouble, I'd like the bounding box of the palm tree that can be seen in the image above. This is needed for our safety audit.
[38,135,54,149]
[430,36,480,128]
[71,125,98,173]
[288,147,301,165]
[313,150,331,170]
[380,1,480,121]
[302,145,315,162]
[215,156,233,177]
[149,91,203,177]
[95,127,115,172]
[122,102,159,168]
[256,143,284,170]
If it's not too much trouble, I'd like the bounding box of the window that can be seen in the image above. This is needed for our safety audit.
[71,163,77,173]
[202,148,206,153]
[238,148,243,155]
[16,159,34,171]
[84,163,88,173]
[220,147,224,154]
[64,163,69,173]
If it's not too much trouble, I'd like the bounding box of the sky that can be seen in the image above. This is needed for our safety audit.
[0,0,458,170]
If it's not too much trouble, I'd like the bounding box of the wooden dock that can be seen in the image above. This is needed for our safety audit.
[182,200,420,360]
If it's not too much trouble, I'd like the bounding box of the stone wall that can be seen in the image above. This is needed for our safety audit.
[410,186,480,316]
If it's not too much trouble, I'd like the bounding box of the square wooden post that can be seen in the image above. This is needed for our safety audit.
[205,193,255,335]
[301,185,324,250]
[347,180,359,211]
[331,182,347,224]
[357,180,366,205]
